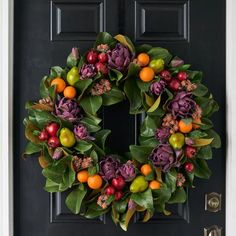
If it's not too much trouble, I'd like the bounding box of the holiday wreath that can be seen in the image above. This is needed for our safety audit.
[23,32,221,230]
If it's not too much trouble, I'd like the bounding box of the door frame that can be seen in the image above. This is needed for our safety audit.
[0,0,235,235]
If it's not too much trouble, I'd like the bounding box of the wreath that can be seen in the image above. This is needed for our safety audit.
[23,32,221,231]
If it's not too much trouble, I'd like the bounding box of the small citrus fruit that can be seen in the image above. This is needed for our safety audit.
[77,170,89,183]
[179,119,193,133]
[63,86,77,99]
[192,118,201,129]
[149,180,161,190]
[139,67,155,82]
[140,164,152,176]
[137,53,150,67]
[51,77,66,93]
[87,174,103,189]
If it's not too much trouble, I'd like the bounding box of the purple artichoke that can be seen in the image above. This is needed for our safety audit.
[170,56,184,67]
[71,47,79,60]
[52,147,64,160]
[79,64,97,79]
[100,156,120,181]
[118,160,136,182]
[54,97,81,122]
[167,91,196,118]
[149,143,180,172]
[155,127,170,143]
[73,124,94,140]
[107,43,133,71]
[150,80,166,96]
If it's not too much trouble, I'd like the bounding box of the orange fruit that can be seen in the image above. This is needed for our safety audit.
[192,118,201,129]
[141,164,152,176]
[63,86,77,99]
[77,170,89,183]
[149,180,161,190]
[178,119,193,133]
[51,77,66,93]
[139,67,155,82]
[87,174,103,189]
[137,53,150,67]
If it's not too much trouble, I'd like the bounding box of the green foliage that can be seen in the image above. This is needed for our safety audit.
[147,47,172,64]
[102,86,125,106]
[129,145,153,163]
[80,96,103,115]
[131,188,154,210]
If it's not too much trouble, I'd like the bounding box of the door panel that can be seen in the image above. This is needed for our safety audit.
[14,0,225,235]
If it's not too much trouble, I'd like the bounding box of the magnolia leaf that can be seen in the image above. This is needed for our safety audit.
[206,129,221,148]
[155,167,163,183]
[80,117,101,132]
[23,142,42,157]
[30,103,54,112]
[196,146,213,160]
[131,188,154,210]
[111,205,120,225]
[168,187,187,204]
[147,47,172,64]
[94,129,111,150]
[165,169,177,193]
[94,32,116,47]
[129,145,153,163]
[24,120,41,144]
[192,138,214,147]
[80,96,102,115]
[145,93,154,107]
[124,208,136,231]
[114,34,135,53]
[44,179,60,192]
[147,95,161,112]
[143,210,153,222]
[193,158,212,179]
[38,155,50,168]
[102,86,125,106]
[74,140,93,154]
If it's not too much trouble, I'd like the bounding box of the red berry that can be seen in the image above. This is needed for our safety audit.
[105,186,116,195]
[48,136,60,148]
[185,162,194,172]
[185,146,197,158]
[115,191,123,201]
[98,52,108,63]
[112,176,125,190]
[86,50,98,64]
[38,129,49,141]
[95,62,108,74]
[160,70,171,81]
[168,78,181,91]
[46,123,59,137]
[177,71,188,81]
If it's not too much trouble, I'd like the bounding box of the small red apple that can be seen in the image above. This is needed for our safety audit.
[115,191,123,201]
[168,78,181,91]
[38,129,49,141]
[98,52,108,63]
[105,186,116,195]
[160,70,171,81]
[112,176,125,190]
[95,62,108,74]
[86,50,98,64]
[185,162,194,173]
[48,136,60,148]
[185,146,197,158]
[177,71,188,81]
[46,123,59,137]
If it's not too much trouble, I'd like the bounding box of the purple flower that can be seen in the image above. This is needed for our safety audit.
[118,160,136,182]
[79,64,97,79]
[155,127,170,143]
[170,56,184,67]
[167,91,196,118]
[54,97,81,123]
[100,156,120,181]
[149,144,180,172]
[107,43,133,71]
[150,80,166,96]
[71,47,79,60]
[73,124,94,140]
[128,199,137,210]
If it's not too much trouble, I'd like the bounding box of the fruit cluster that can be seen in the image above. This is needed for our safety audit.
[23,32,220,231]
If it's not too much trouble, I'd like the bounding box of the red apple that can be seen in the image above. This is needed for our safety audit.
[48,137,60,148]
[98,52,108,63]
[86,50,98,64]
[115,191,123,201]
[185,162,194,172]
[185,146,197,158]
[112,176,125,190]
[105,186,116,195]
[160,70,171,81]
[177,71,188,81]
[168,78,181,91]
[46,123,59,137]
[38,129,49,141]
[95,62,108,74]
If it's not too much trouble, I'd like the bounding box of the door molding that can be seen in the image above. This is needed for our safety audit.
[0,0,234,235]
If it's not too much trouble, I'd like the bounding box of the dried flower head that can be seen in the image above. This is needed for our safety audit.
[91,79,111,96]
[162,113,179,134]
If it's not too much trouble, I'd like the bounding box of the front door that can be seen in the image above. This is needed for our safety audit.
[14,0,225,235]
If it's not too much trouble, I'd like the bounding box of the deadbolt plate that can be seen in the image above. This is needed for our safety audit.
[205,192,221,212]
[204,225,222,236]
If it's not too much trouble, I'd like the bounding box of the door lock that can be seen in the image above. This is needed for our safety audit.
[204,225,222,236]
[205,192,221,212]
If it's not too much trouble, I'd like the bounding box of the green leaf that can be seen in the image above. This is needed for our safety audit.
[75,79,93,100]
[199,118,213,130]
[196,146,213,160]
[136,79,152,92]
[147,47,172,64]
[206,129,221,148]
[113,200,128,214]
[168,187,187,204]
[80,96,102,115]
[147,95,161,112]
[126,62,141,79]
[23,142,42,156]
[94,129,111,150]
[44,179,60,192]
[188,71,203,83]
[165,169,177,193]
[94,32,116,48]
[114,34,135,53]
[80,117,101,132]
[139,136,158,148]
[50,66,66,79]
[129,145,153,163]
[131,188,154,210]
[108,69,123,83]
[39,76,54,99]
[193,158,212,179]
[190,138,214,147]
[152,184,172,204]
[102,86,125,106]
[135,44,152,54]
[195,97,219,117]
[123,208,136,231]
[192,83,208,97]
[74,140,93,154]
[24,119,41,144]
[140,115,160,137]
[67,49,79,68]
[188,130,208,138]
[65,185,87,214]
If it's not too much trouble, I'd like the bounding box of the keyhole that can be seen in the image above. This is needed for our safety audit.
[208,197,220,209]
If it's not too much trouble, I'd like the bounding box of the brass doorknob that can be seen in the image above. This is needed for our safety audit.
[208,196,220,209]
[204,225,222,236]
[208,229,218,236]
[205,192,221,212]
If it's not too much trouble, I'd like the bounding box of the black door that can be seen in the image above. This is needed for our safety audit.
[14,0,225,235]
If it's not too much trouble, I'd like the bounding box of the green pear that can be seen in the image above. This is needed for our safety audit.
[59,128,76,148]
[130,176,148,193]
[66,67,80,86]
[149,59,165,73]
[169,132,185,150]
